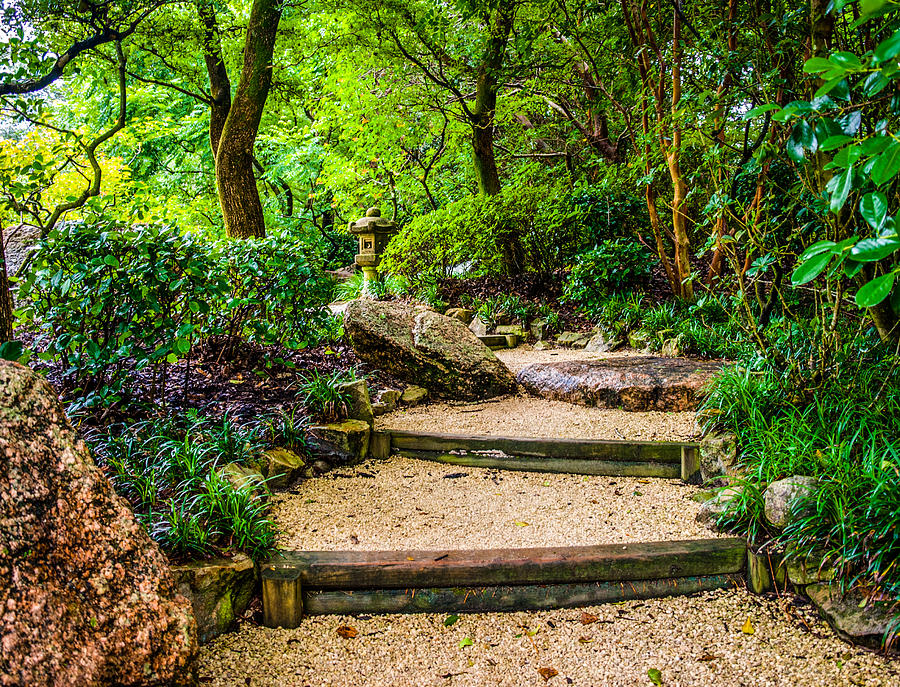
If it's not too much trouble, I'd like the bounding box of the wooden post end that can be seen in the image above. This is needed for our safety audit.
[262,565,303,628]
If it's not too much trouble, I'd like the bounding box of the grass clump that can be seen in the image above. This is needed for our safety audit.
[296,368,360,422]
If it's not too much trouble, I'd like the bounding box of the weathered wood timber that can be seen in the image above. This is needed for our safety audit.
[396,450,680,478]
[301,574,744,615]
[389,430,692,463]
[261,566,303,628]
[269,538,746,591]
[681,445,701,483]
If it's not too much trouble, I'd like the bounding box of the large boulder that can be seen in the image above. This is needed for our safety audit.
[0,361,197,686]
[516,355,723,411]
[806,584,898,651]
[344,300,517,400]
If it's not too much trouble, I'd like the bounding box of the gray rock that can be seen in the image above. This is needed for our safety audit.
[584,332,612,353]
[445,308,475,323]
[557,331,587,345]
[699,431,739,483]
[661,337,682,357]
[0,361,197,685]
[401,385,429,405]
[221,463,269,497]
[533,340,552,351]
[338,379,374,425]
[628,330,651,350]
[344,299,517,400]
[764,476,818,529]
[312,460,332,474]
[806,584,898,650]
[695,485,743,530]
[530,318,548,341]
[2,222,40,277]
[372,389,401,416]
[469,316,489,337]
[309,419,371,465]
[495,325,525,338]
[516,356,723,412]
[785,549,836,586]
[171,554,257,645]
[263,448,305,489]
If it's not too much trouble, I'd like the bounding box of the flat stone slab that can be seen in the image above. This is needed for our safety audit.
[516,356,724,411]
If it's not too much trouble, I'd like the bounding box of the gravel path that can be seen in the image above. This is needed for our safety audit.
[199,588,898,686]
[272,456,717,551]
[376,395,699,442]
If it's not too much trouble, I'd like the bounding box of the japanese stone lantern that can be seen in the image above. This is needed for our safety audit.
[348,207,398,294]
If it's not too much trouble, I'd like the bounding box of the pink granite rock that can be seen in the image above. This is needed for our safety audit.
[0,361,197,686]
[516,356,723,411]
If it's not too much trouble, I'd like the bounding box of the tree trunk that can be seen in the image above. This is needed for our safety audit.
[0,223,13,344]
[469,1,514,197]
[196,0,232,157]
[215,0,282,239]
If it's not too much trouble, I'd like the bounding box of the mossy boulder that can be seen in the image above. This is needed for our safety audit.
[344,300,516,400]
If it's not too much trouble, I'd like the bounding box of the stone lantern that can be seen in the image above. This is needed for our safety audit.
[348,207,398,293]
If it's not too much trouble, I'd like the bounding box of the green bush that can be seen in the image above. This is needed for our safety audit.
[381,181,584,282]
[563,240,654,309]
[297,368,359,422]
[22,222,334,408]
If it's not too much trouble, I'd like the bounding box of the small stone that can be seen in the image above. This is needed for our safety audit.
[469,316,489,337]
[401,386,429,405]
[529,318,548,341]
[533,340,552,351]
[338,379,374,425]
[660,337,682,357]
[806,583,898,650]
[584,333,612,353]
[764,476,818,529]
[627,330,650,350]
[263,448,305,490]
[556,331,586,345]
[309,419,371,465]
[699,431,739,483]
[170,554,257,645]
[445,308,475,323]
[375,389,402,413]
[785,549,836,586]
[695,485,743,530]
[312,460,332,474]
[221,463,269,496]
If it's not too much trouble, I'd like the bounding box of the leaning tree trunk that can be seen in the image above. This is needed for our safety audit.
[0,223,14,344]
[215,0,282,239]
[196,0,232,157]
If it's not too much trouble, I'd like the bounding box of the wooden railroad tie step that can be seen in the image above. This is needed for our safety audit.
[387,430,701,482]
[261,538,746,624]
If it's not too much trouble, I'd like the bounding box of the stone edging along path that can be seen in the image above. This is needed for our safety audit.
[259,428,734,627]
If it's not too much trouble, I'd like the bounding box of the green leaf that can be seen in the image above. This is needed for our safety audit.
[860,192,888,231]
[742,103,781,120]
[874,30,900,64]
[820,135,853,151]
[166,352,178,364]
[799,240,837,261]
[864,71,891,97]
[856,271,896,307]
[444,614,460,627]
[458,637,474,648]
[871,142,900,185]
[850,237,900,262]
[815,77,846,99]
[648,668,663,686]
[861,0,888,16]
[792,252,833,285]
[103,254,120,268]
[803,57,834,74]
[828,167,853,213]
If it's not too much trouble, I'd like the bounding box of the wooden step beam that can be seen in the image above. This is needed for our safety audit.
[389,430,692,464]
[396,450,680,478]
[268,538,746,591]
[301,573,743,615]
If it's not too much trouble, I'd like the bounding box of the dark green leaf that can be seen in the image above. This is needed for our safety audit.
[860,192,888,231]
[828,167,853,213]
[792,252,833,285]
[874,30,900,63]
[856,271,896,307]
[871,142,900,185]
[850,237,900,262]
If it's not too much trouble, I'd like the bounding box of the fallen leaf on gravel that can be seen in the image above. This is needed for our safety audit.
[459,637,474,648]
[697,653,717,662]
[538,667,558,681]
[741,617,755,635]
[578,636,593,644]
[580,612,598,625]
[514,520,530,527]
[648,667,663,685]
[444,614,460,627]
[336,625,358,639]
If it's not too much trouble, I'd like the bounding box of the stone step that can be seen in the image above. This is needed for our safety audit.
[387,430,701,481]
[477,334,517,349]
[261,538,747,622]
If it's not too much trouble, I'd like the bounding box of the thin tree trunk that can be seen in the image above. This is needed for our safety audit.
[215,0,282,239]
[196,0,232,157]
[0,223,13,343]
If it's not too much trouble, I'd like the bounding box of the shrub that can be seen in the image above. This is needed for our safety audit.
[297,368,359,422]
[21,222,334,408]
[563,240,654,310]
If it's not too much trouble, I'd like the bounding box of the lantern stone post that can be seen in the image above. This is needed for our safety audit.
[348,207,398,296]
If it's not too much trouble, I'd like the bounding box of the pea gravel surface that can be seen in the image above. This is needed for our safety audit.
[199,588,899,686]
[272,456,718,551]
